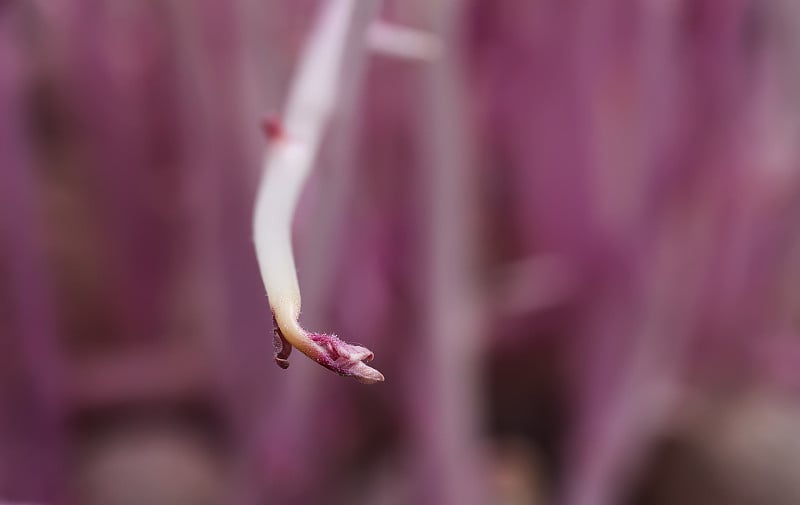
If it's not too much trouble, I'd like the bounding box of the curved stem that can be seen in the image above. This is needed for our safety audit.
[252,0,383,383]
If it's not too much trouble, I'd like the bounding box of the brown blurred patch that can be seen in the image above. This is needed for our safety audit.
[625,392,800,505]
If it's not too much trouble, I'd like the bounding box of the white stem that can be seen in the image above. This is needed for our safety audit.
[253,0,383,383]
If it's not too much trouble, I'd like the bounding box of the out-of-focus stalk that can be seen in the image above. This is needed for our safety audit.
[0,6,65,500]
[411,0,487,503]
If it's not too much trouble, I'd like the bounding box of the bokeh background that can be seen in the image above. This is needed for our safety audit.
[3,1,800,504]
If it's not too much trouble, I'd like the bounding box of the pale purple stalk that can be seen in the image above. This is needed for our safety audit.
[410,1,487,503]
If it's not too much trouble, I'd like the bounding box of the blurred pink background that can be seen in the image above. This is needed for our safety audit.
[2,1,800,504]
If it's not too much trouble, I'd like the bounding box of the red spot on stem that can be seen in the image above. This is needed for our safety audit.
[261,115,285,142]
